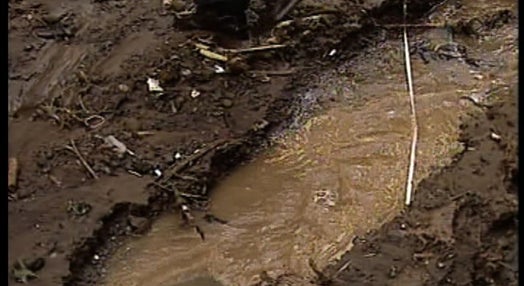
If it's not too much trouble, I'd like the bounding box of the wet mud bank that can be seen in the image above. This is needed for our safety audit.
[256,87,518,286]
[326,87,518,286]
[8,0,449,285]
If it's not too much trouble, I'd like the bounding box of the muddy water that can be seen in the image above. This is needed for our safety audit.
[106,5,517,286]
[106,92,467,286]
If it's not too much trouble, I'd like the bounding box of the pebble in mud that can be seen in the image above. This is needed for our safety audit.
[42,10,67,25]
[220,98,234,108]
[169,0,186,11]
[118,84,130,93]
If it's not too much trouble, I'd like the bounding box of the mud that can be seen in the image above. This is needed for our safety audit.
[8,0,517,285]
[321,86,518,286]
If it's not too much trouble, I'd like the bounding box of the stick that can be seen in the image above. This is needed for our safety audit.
[8,157,19,190]
[164,139,234,178]
[250,69,296,76]
[222,44,287,54]
[199,49,228,62]
[273,0,303,22]
[402,1,418,206]
[380,23,446,29]
[65,139,99,180]
[149,182,206,199]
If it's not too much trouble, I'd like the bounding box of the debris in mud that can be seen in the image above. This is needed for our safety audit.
[84,115,106,130]
[313,189,338,207]
[199,48,228,62]
[214,64,226,73]
[195,225,205,241]
[99,135,135,156]
[64,139,99,180]
[203,213,228,224]
[190,89,201,98]
[117,84,130,93]
[147,78,164,94]
[220,98,234,108]
[67,200,92,217]
[180,204,195,224]
[452,9,515,37]
[8,157,19,191]
[11,258,45,284]
[128,216,150,234]
[490,132,501,142]
[460,90,491,108]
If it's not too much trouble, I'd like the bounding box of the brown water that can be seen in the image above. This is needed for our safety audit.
[105,2,517,285]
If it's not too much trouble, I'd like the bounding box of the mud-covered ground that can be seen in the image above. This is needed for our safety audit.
[326,86,519,286]
[256,86,518,286]
[8,0,517,285]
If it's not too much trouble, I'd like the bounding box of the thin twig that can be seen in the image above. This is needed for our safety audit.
[222,44,287,54]
[149,181,206,200]
[199,49,228,62]
[250,69,296,76]
[65,139,99,180]
[379,23,446,29]
[402,1,418,206]
[164,138,236,178]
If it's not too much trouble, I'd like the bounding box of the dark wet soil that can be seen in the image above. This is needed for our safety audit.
[326,87,518,286]
[8,0,517,285]
[256,87,518,286]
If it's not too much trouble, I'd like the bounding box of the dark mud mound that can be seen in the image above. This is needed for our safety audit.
[321,87,518,286]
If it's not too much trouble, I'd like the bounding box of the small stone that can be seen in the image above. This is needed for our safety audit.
[227,57,248,74]
[24,45,34,51]
[128,216,147,229]
[388,266,398,278]
[42,10,66,24]
[118,84,130,93]
[169,0,186,11]
[437,262,446,269]
[221,98,234,108]
[128,216,149,234]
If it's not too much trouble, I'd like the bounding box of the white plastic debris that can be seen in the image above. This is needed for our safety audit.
[104,135,135,156]
[93,254,100,261]
[174,152,182,159]
[181,69,192,76]
[147,78,164,93]
[490,132,502,141]
[328,49,337,56]
[214,65,225,74]
[153,169,163,178]
[190,89,201,98]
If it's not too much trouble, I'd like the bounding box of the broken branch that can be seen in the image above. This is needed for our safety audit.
[64,139,99,180]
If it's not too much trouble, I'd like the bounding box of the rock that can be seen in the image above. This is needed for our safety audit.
[42,10,66,24]
[118,84,130,93]
[227,57,248,74]
[8,157,19,191]
[170,0,186,11]
[27,258,45,272]
[220,98,234,108]
[127,216,150,234]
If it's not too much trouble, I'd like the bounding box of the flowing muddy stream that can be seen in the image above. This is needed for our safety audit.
[105,5,517,286]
